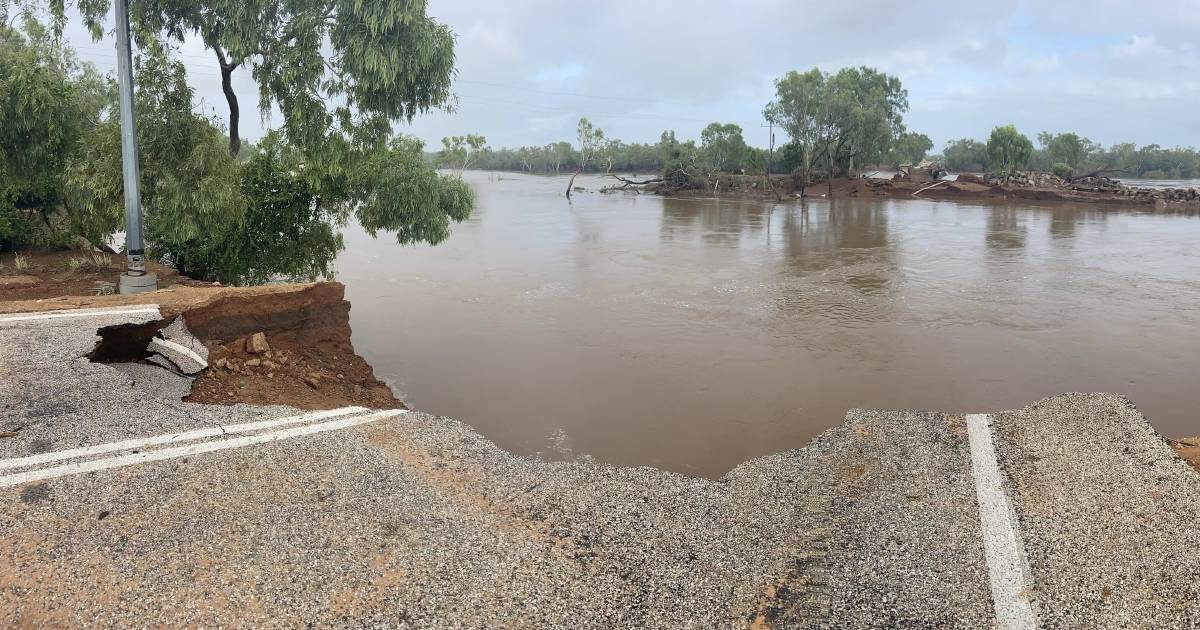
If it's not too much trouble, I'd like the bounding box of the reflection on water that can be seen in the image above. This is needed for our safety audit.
[336,171,1200,477]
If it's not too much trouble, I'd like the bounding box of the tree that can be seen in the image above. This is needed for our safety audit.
[566,117,603,198]
[439,134,487,173]
[66,0,458,160]
[764,69,827,196]
[942,138,989,172]
[819,67,908,185]
[765,66,907,195]
[0,20,112,250]
[986,125,1034,176]
[890,132,933,167]
[700,122,747,174]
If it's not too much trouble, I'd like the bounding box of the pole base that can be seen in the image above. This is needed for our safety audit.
[118,272,158,294]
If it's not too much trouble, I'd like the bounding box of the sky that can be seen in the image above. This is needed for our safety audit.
[58,0,1200,152]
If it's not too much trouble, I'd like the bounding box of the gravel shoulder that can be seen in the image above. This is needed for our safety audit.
[992,393,1200,628]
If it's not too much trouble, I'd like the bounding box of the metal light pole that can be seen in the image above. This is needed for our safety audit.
[114,0,157,294]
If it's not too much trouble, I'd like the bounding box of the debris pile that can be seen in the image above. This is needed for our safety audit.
[897,161,947,183]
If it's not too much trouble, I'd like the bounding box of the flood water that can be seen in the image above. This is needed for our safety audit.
[336,171,1200,477]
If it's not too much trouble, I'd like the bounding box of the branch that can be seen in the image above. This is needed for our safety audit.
[606,174,663,185]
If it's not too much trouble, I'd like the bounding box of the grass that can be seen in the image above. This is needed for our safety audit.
[67,251,115,273]
[12,253,29,271]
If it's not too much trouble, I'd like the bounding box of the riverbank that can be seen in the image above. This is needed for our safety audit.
[623,172,1200,209]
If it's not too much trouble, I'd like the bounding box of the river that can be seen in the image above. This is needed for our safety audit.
[336,171,1200,477]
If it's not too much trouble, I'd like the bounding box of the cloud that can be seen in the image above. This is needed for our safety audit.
[57,0,1200,150]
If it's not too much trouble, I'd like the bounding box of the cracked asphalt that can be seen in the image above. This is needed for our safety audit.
[2,307,1198,628]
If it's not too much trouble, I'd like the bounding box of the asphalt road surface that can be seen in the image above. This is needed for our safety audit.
[2,305,1197,628]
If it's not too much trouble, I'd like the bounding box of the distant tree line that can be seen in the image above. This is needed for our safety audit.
[937,129,1200,179]
[438,66,939,196]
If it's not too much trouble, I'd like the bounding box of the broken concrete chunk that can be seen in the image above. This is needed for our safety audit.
[246,332,270,354]
[245,358,262,368]
[146,316,209,375]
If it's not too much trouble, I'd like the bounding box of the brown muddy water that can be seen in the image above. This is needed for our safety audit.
[337,171,1200,477]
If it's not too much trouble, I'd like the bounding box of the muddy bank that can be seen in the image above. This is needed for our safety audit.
[633,172,1200,209]
[1173,437,1200,472]
[2,279,402,411]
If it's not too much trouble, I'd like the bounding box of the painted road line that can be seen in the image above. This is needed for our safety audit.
[0,305,161,323]
[0,407,369,472]
[148,337,209,369]
[966,413,1039,630]
[0,409,408,488]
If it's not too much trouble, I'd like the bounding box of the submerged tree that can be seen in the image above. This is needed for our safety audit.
[566,117,604,198]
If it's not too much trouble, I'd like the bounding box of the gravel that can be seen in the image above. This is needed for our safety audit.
[992,392,1200,628]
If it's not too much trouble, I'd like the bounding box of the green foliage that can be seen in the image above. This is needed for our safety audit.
[700,122,747,173]
[574,118,605,167]
[438,134,487,172]
[66,47,245,257]
[765,66,908,186]
[942,138,989,172]
[164,139,344,283]
[65,0,457,161]
[1051,162,1072,179]
[889,132,933,167]
[0,20,112,250]
[986,125,1034,174]
[352,135,475,246]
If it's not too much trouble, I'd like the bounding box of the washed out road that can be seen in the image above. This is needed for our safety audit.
[1,306,1198,627]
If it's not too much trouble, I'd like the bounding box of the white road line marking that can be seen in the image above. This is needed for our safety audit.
[0,409,407,488]
[0,306,161,323]
[966,413,1040,630]
[0,407,368,472]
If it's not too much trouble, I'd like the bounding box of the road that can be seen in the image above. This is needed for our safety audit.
[2,305,1198,628]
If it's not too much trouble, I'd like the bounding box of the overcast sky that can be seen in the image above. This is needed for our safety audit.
[63,0,1200,152]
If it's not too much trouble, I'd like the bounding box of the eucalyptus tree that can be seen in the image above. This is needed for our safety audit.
[764,69,828,195]
[63,0,458,159]
[700,122,747,174]
[986,125,1034,177]
[0,19,112,250]
[890,132,934,167]
[766,67,907,194]
[439,134,487,173]
[566,117,604,198]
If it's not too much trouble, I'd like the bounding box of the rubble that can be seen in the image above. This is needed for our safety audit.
[145,317,209,375]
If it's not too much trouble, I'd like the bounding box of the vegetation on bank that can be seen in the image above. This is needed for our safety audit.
[436,65,1199,189]
[940,131,1200,180]
[0,2,473,284]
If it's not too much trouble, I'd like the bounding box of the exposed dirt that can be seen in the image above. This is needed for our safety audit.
[0,250,180,301]
[1172,437,1200,472]
[1,263,404,411]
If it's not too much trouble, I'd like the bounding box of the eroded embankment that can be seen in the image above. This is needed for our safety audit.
[86,283,403,410]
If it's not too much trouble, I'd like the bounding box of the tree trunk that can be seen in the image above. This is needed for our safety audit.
[566,168,581,198]
[215,47,241,157]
